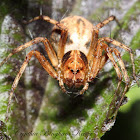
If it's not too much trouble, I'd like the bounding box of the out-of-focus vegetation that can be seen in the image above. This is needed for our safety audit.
[0,0,140,140]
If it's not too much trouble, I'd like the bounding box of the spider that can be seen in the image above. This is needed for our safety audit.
[0,15,138,121]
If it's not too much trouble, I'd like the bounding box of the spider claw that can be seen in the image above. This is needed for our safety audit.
[65,91,72,96]
[74,93,81,98]
[64,90,82,98]
[72,91,82,98]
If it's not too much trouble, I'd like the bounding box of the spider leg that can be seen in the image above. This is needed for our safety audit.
[79,83,89,95]
[99,50,108,70]
[0,37,58,68]
[52,22,68,91]
[80,42,105,95]
[83,25,103,95]
[87,29,98,66]
[102,44,124,120]
[28,15,68,91]
[88,42,122,94]
[28,15,68,42]
[80,45,101,94]
[57,29,68,93]
[89,44,102,80]
[88,42,106,82]
[5,50,57,121]
[28,15,59,26]
[99,37,139,86]
[96,15,120,30]
[80,42,108,95]
[103,44,123,81]
[59,79,67,93]
[57,28,68,61]
[113,48,130,84]
[111,48,130,120]
[87,15,120,65]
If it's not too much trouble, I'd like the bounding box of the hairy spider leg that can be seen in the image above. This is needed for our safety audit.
[28,15,120,32]
[76,28,98,95]
[99,49,108,71]
[57,29,68,60]
[79,83,89,95]
[113,48,130,84]
[105,47,130,121]
[102,41,134,120]
[111,48,130,120]
[80,43,102,94]
[0,37,58,68]
[94,16,138,120]
[28,15,69,93]
[87,15,120,81]
[28,15,59,26]
[80,42,109,95]
[28,15,68,59]
[80,42,105,95]
[102,44,123,120]
[96,15,120,30]
[87,29,98,66]
[99,37,139,86]
[28,15,122,94]
[88,42,105,82]
[57,29,68,93]
[5,50,58,122]
[87,15,119,60]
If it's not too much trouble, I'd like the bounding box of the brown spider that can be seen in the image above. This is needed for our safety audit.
[0,15,138,121]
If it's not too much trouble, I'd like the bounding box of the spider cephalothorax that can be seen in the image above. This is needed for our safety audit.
[61,50,88,90]
[0,15,138,121]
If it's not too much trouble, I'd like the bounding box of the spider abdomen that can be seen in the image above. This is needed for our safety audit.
[51,16,93,55]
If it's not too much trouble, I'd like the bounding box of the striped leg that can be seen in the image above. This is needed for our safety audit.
[96,15,120,30]
[5,50,58,121]
[99,37,139,86]
[112,48,130,120]
[103,44,123,120]
[0,37,58,68]
[28,15,68,93]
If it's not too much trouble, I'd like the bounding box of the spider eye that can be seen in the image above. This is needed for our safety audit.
[70,69,80,74]
[77,69,79,73]
[71,69,74,73]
